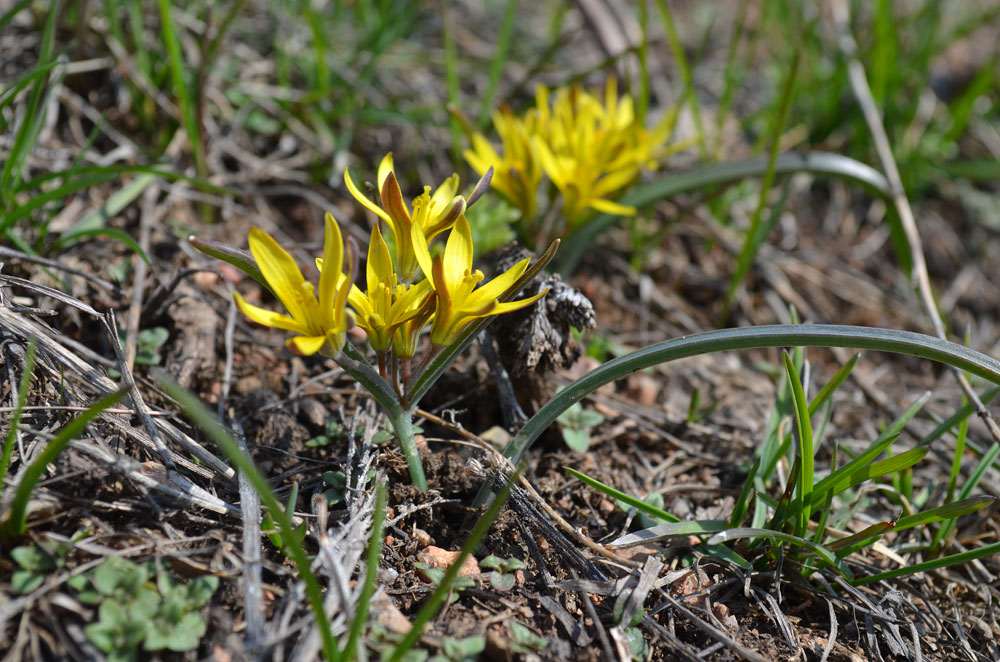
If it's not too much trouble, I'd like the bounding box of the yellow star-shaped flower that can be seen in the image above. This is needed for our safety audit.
[345,153,465,281]
[412,213,547,348]
[348,225,435,354]
[234,213,353,357]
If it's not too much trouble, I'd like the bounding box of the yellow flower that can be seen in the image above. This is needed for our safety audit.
[234,213,353,358]
[345,153,465,281]
[348,225,435,353]
[464,105,543,221]
[534,79,655,224]
[471,79,683,229]
[412,212,547,347]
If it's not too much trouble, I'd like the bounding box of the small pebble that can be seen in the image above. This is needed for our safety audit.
[415,546,480,580]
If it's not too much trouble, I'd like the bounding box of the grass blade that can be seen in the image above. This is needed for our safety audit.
[707,527,851,578]
[718,21,804,322]
[782,351,814,536]
[340,479,388,662]
[854,541,1000,586]
[476,0,517,128]
[609,519,727,549]
[0,338,36,483]
[565,466,680,524]
[0,388,129,542]
[388,461,525,662]
[895,495,995,533]
[654,0,705,158]
[809,447,928,510]
[558,151,893,273]
[157,0,205,177]
[498,325,1000,470]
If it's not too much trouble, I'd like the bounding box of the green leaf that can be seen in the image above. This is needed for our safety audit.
[442,634,485,661]
[510,622,548,654]
[559,425,591,452]
[188,235,271,294]
[559,153,894,273]
[11,544,56,572]
[608,519,728,548]
[165,611,207,652]
[783,351,814,536]
[479,555,501,571]
[707,527,852,578]
[85,621,118,654]
[486,325,1000,506]
[11,569,44,594]
[183,575,219,609]
[490,571,516,592]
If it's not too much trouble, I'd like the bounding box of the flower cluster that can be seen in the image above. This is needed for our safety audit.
[234,153,546,389]
[465,78,687,236]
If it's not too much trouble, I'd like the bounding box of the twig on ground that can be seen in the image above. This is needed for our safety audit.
[233,417,265,649]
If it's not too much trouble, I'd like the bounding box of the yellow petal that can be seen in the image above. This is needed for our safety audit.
[367,225,394,293]
[423,196,465,240]
[430,173,459,213]
[589,197,637,216]
[410,220,434,283]
[318,213,344,325]
[379,171,411,231]
[442,215,474,291]
[248,228,311,323]
[430,255,453,321]
[377,152,395,191]
[492,289,547,315]
[286,335,327,356]
[348,283,372,318]
[472,258,529,302]
[344,168,391,224]
[233,292,310,335]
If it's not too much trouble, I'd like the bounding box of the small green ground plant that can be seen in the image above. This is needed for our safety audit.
[479,554,526,592]
[68,556,218,661]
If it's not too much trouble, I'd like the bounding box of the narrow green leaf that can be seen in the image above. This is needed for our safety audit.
[558,152,893,273]
[340,479,388,662]
[187,235,270,293]
[706,527,852,577]
[0,338,35,483]
[854,541,1000,586]
[719,30,804,321]
[477,0,517,128]
[493,325,1000,491]
[158,377,339,661]
[895,495,995,532]
[783,351,814,536]
[565,467,680,523]
[810,447,928,508]
[826,521,894,554]
[1,388,128,541]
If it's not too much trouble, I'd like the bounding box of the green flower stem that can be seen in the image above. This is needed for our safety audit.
[337,352,427,490]
[478,324,1000,506]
